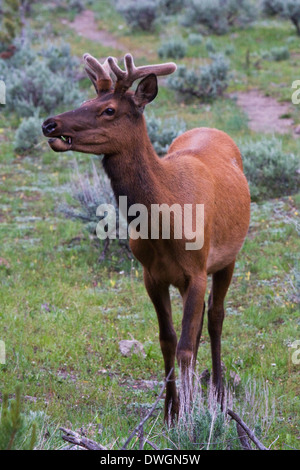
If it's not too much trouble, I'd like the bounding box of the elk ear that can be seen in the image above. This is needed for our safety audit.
[133,74,158,110]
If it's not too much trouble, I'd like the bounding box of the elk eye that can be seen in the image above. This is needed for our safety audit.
[103,108,115,116]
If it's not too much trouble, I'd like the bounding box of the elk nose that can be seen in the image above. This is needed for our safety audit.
[42,119,57,136]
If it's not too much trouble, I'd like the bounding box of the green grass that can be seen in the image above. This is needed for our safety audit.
[0,1,300,450]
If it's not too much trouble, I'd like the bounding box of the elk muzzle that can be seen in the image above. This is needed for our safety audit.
[42,117,73,152]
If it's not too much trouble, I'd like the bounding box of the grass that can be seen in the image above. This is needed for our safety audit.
[0,1,300,450]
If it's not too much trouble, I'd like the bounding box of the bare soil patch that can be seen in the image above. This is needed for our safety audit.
[233,89,295,134]
[62,9,126,51]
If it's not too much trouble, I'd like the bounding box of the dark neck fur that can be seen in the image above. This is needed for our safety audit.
[102,119,165,212]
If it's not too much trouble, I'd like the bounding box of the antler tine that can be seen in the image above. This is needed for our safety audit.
[107,56,126,80]
[107,53,177,93]
[83,53,113,94]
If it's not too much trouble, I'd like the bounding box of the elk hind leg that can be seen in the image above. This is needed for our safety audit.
[208,260,235,404]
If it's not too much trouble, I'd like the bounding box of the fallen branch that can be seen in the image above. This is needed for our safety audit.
[59,427,107,450]
[227,408,268,450]
[236,422,252,450]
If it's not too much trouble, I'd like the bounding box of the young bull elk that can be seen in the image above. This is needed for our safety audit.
[42,53,250,422]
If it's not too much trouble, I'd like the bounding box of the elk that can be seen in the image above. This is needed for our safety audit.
[42,53,251,422]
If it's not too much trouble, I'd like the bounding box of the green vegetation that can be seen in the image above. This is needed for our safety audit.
[0,385,36,450]
[0,0,299,450]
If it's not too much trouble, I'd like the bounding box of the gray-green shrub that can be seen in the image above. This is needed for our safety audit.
[145,113,186,155]
[168,53,229,100]
[158,0,183,15]
[261,46,290,61]
[205,38,217,54]
[116,0,158,31]
[187,33,203,45]
[166,374,240,450]
[241,137,299,201]
[182,0,256,35]
[269,46,290,61]
[13,115,42,154]
[158,38,187,59]
[0,39,83,118]
[60,161,130,259]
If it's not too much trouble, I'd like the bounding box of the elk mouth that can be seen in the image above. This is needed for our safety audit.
[47,135,72,152]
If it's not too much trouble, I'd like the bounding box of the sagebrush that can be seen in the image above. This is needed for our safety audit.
[181,0,256,35]
[0,38,83,118]
[168,53,229,100]
[241,136,299,201]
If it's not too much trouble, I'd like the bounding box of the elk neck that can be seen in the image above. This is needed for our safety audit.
[102,116,167,213]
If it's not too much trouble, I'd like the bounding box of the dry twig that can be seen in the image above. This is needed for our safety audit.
[227,408,268,450]
[121,369,173,450]
[59,427,107,450]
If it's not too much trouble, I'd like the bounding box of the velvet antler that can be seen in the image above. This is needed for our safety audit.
[107,53,177,94]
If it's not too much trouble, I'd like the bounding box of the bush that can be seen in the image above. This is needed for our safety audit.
[205,38,217,54]
[261,46,290,61]
[37,42,80,76]
[158,0,183,15]
[116,0,158,31]
[158,39,187,59]
[182,0,256,35]
[0,39,83,118]
[262,0,300,35]
[187,33,203,45]
[145,113,186,155]
[13,115,42,154]
[166,373,239,450]
[269,46,290,61]
[60,161,130,260]
[1,37,83,155]
[164,370,274,451]
[168,53,229,101]
[68,0,86,13]
[241,137,299,201]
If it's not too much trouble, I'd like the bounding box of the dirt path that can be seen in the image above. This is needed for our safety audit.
[233,89,295,135]
[62,9,126,51]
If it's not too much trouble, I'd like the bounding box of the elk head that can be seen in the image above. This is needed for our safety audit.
[42,53,176,155]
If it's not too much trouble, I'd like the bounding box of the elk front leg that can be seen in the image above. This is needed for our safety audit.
[176,274,207,407]
[143,270,178,423]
